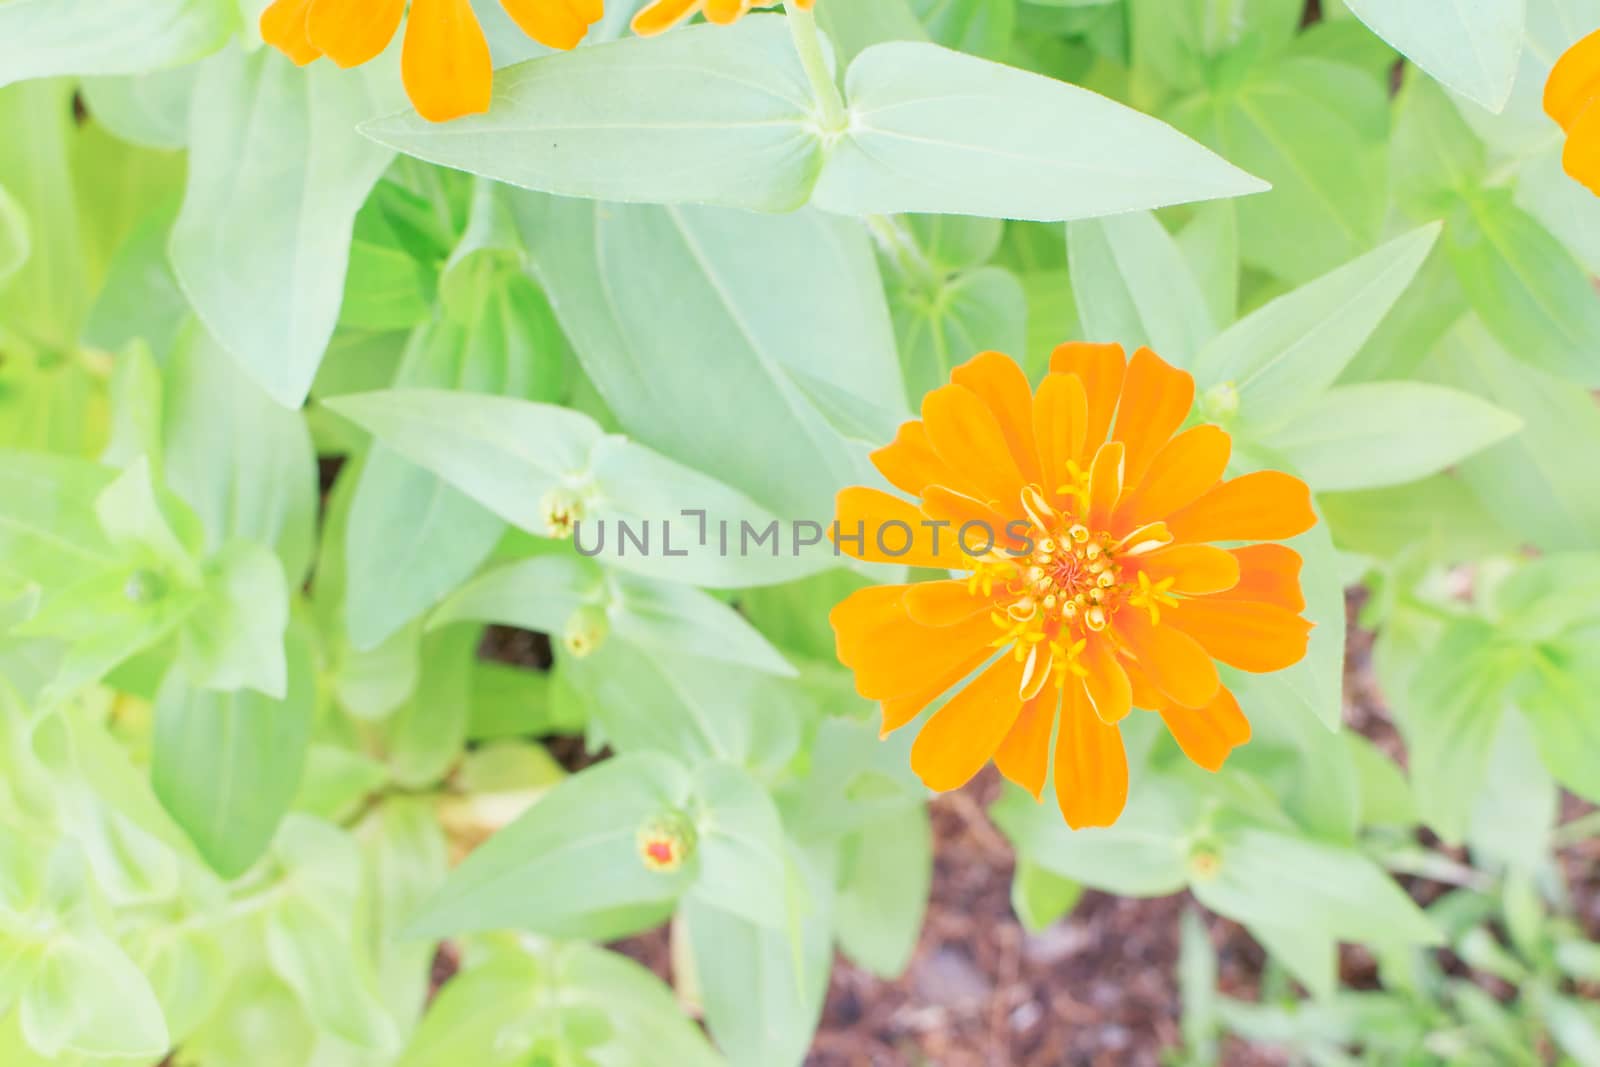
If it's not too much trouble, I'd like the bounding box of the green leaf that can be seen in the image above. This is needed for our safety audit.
[1467,706,1556,872]
[152,626,315,878]
[1515,643,1600,806]
[79,65,198,151]
[681,853,833,1067]
[0,0,232,88]
[363,17,821,213]
[1249,920,1338,1002]
[265,894,398,1054]
[177,540,289,697]
[1008,857,1082,935]
[1428,318,1600,552]
[890,265,1027,402]
[909,0,1016,59]
[403,753,694,940]
[1193,224,1440,424]
[1192,821,1440,946]
[1068,209,1216,367]
[836,805,931,975]
[385,626,475,790]
[990,778,1194,897]
[1388,619,1518,844]
[1178,908,1219,1058]
[817,0,928,63]
[0,81,90,353]
[1447,189,1600,386]
[688,762,793,930]
[1269,382,1520,492]
[400,944,722,1067]
[171,45,395,407]
[814,42,1268,220]
[20,932,169,1060]
[0,451,115,589]
[1389,69,1487,216]
[328,388,832,585]
[511,193,904,526]
[1340,0,1525,111]
[1171,58,1388,282]
[0,183,26,286]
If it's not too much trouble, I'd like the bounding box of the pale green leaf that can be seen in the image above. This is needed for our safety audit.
[1068,209,1216,367]
[0,0,232,88]
[1341,0,1526,111]
[1194,224,1441,424]
[814,42,1269,221]
[1269,382,1520,491]
[362,17,821,213]
[171,45,395,407]
[152,627,314,878]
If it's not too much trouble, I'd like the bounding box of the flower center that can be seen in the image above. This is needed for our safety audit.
[965,485,1173,698]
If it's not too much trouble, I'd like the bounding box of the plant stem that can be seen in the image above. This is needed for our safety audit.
[785,2,847,134]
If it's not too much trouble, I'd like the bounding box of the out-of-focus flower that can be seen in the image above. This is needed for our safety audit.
[1545,28,1600,195]
[261,0,602,122]
[631,0,811,37]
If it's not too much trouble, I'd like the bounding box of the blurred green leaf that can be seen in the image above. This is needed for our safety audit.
[152,626,314,878]
[0,0,231,88]
[1069,209,1216,366]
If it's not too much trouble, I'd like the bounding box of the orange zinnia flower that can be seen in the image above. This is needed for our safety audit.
[260,0,602,123]
[829,345,1316,830]
[632,0,812,36]
[1546,28,1600,195]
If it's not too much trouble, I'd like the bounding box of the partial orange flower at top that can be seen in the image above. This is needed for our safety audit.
[829,345,1316,830]
[632,0,811,36]
[1545,28,1600,195]
[261,0,603,123]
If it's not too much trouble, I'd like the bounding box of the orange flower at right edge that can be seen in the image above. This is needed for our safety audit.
[1545,27,1600,195]
[829,345,1316,830]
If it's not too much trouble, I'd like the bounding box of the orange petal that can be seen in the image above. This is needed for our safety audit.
[994,688,1058,800]
[500,0,595,49]
[1159,686,1251,772]
[1112,347,1195,486]
[632,0,700,34]
[1165,598,1312,674]
[1563,99,1600,197]
[1136,544,1240,595]
[1054,681,1128,829]
[829,583,910,667]
[904,580,991,627]
[833,487,968,569]
[1048,342,1126,458]
[921,383,1027,507]
[306,0,403,67]
[1113,423,1230,530]
[1165,471,1316,544]
[703,0,745,22]
[952,351,1042,486]
[1080,636,1131,724]
[920,486,1018,554]
[1113,610,1220,710]
[401,0,493,123]
[871,421,948,498]
[260,0,322,65]
[848,611,998,700]
[1032,372,1089,508]
[1222,544,1305,612]
[879,642,995,737]
[1122,659,1167,711]
[1086,441,1125,530]
[911,653,1026,792]
[1545,28,1600,130]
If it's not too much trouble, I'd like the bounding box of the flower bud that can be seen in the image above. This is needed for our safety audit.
[561,606,609,659]
[636,811,697,873]
[540,486,586,539]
